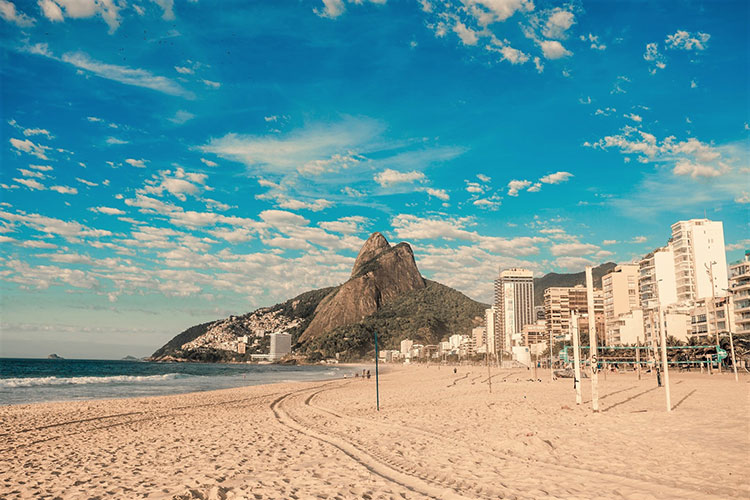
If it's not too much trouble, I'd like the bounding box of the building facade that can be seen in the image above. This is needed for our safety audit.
[544,285,603,341]
[602,263,641,345]
[671,219,728,303]
[269,332,292,361]
[729,251,750,335]
[494,268,535,353]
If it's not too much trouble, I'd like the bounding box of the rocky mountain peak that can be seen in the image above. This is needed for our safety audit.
[299,233,425,342]
[351,232,391,278]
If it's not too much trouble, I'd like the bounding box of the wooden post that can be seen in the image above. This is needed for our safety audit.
[585,267,599,412]
[571,311,582,405]
[549,328,554,382]
[658,307,672,412]
[486,346,492,393]
[636,340,641,380]
[374,330,380,411]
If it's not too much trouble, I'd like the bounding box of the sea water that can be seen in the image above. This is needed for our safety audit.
[0,358,349,406]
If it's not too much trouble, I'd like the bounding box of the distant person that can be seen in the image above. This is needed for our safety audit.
[366,370,371,379]
[453,367,457,374]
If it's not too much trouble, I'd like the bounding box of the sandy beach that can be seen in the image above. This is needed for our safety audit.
[1,365,748,499]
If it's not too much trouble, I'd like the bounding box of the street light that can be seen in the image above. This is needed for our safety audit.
[721,288,739,383]
[705,261,721,373]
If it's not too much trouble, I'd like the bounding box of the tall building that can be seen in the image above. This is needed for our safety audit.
[494,268,534,353]
[602,264,641,345]
[729,251,750,335]
[544,285,603,340]
[484,307,496,355]
[671,219,728,303]
[638,245,678,342]
[269,332,292,361]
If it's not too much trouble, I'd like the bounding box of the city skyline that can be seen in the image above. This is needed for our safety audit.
[1,0,748,358]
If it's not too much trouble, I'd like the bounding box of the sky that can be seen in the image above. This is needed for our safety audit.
[0,0,748,358]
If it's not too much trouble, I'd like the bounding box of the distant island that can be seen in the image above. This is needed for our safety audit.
[121,356,141,361]
[47,354,64,360]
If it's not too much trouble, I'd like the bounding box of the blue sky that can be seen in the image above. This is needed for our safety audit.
[1,0,748,358]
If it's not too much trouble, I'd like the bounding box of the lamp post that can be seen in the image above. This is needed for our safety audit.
[706,261,721,373]
[722,288,739,383]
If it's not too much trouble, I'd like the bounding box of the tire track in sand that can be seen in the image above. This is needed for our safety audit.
[303,385,745,500]
[270,383,474,500]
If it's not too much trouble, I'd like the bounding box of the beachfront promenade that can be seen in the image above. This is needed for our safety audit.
[1,365,747,499]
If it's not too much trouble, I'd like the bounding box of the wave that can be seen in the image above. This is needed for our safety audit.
[0,373,189,388]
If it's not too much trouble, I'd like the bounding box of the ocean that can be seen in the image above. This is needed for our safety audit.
[0,358,352,406]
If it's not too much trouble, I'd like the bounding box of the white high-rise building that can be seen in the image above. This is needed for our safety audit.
[484,307,496,355]
[400,339,414,356]
[602,264,642,345]
[494,268,534,354]
[671,219,728,303]
[639,246,679,342]
[729,251,750,335]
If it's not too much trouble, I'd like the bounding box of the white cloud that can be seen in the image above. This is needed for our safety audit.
[140,167,207,201]
[476,173,491,183]
[27,45,194,97]
[106,137,128,145]
[391,214,478,241]
[550,242,599,257]
[90,206,125,215]
[624,113,642,123]
[201,117,384,174]
[533,56,543,73]
[453,20,478,46]
[602,239,617,245]
[543,8,574,40]
[644,43,666,73]
[14,177,45,190]
[49,185,77,194]
[299,152,363,176]
[374,168,426,187]
[539,40,571,59]
[168,110,195,124]
[672,160,724,179]
[125,158,147,168]
[38,0,121,33]
[632,235,647,243]
[735,193,750,205]
[76,177,97,187]
[0,0,35,26]
[539,171,573,184]
[10,137,49,159]
[202,79,221,88]
[174,65,193,74]
[200,158,218,167]
[314,0,344,18]
[29,164,53,171]
[498,45,529,64]
[507,179,531,196]
[463,0,534,26]
[18,168,45,179]
[665,30,710,51]
[580,33,606,50]
[421,187,449,201]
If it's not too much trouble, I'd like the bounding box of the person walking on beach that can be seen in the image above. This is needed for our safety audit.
[366,370,371,380]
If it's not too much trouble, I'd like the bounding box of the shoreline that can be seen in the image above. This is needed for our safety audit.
[0,362,375,409]
[2,365,747,499]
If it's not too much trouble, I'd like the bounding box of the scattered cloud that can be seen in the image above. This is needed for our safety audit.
[374,168,425,187]
[0,0,35,26]
[665,30,710,51]
[168,110,195,124]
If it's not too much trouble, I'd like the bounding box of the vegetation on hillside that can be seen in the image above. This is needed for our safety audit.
[302,280,488,360]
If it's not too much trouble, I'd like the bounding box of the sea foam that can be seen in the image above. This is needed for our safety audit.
[0,373,187,388]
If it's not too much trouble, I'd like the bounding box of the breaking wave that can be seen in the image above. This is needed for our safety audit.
[0,373,188,388]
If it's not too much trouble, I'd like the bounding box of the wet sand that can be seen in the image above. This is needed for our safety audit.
[1,365,748,499]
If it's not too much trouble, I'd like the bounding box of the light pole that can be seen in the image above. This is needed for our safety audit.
[706,261,722,373]
[722,288,739,382]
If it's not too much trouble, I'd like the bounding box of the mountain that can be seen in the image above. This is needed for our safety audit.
[149,233,487,362]
[532,262,617,306]
[299,232,426,343]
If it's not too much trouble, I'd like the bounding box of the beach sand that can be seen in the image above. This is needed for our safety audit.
[1,365,748,499]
